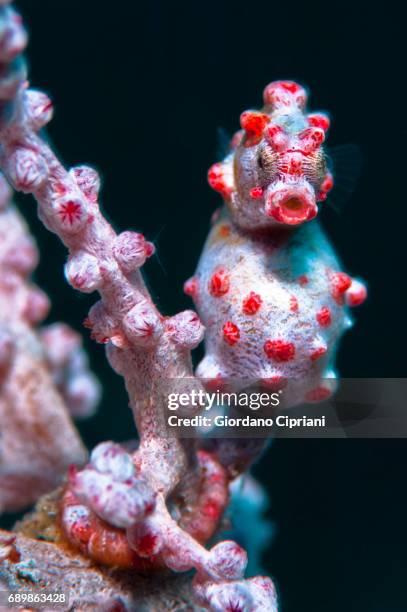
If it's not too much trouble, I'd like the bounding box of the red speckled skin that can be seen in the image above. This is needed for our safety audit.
[192,213,350,405]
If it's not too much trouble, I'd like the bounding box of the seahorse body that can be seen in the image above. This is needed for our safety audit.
[186,81,367,407]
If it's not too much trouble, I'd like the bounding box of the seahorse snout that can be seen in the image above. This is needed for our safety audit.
[264,179,317,225]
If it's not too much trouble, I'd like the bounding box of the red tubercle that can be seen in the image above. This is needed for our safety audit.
[298,274,309,286]
[310,347,327,361]
[242,291,262,315]
[305,386,332,402]
[289,296,299,312]
[208,163,233,197]
[223,321,240,346]
[275,81,303,94]
[249,186,264,200]
[331,272,352,304]
[144,241,155,258]
[265,124,289,152]
[298,127,325,153]
[239,111,270,147]
[261,376,288,392]
[321,173,334,192]
[316,306,332,327]
[307,113,330,132]
[317,172,334,201]
[266,125,283,137]
[264,339,295,362]
[346,281,367,307]
[209,268,230,297]
[204,374,228,392]
[263,80,307,109]
[183,276,199,300]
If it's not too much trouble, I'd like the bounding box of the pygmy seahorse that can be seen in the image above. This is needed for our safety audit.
[185,80,367,408]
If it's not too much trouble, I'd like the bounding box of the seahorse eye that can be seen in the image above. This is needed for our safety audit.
[257,147,277,180]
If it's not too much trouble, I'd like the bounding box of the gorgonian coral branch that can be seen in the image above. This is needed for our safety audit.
[0,3,277,609]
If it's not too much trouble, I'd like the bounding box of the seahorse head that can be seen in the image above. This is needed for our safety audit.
[208,81,333,231]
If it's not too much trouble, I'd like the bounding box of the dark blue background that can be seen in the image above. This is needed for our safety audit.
[7,1,406,610]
